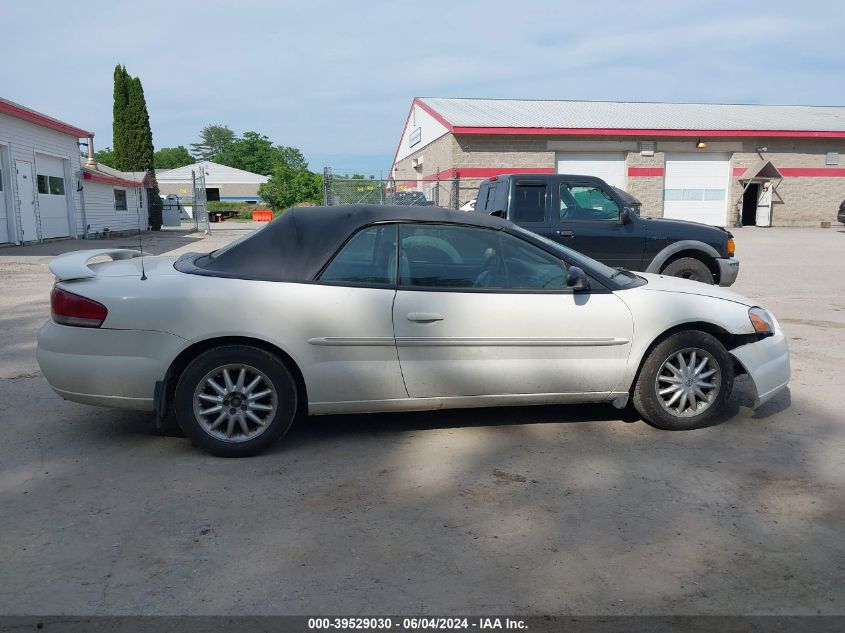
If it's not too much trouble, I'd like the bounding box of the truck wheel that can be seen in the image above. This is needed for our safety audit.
[661,257,714,284]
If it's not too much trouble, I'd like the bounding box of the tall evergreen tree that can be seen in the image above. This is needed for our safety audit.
[111,65,130,170]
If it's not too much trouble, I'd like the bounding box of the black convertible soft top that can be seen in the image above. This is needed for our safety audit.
[180,204,512,282]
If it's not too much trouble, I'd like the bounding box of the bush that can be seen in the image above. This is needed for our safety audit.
[206,200,271,220]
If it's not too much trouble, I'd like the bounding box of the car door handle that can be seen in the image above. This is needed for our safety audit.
[407,312,444,323]
[555,229,574,237]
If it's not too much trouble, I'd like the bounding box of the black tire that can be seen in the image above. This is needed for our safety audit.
[174,345,298,457]
[661,257,714,284]
[633,330,734,431]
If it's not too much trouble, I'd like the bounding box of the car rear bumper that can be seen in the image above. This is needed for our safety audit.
[716,257,740,287]
[36,320,188,411]
[730,326,790,407]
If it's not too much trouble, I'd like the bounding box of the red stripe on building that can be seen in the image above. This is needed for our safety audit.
[0,100,92,138]
[421,167,556,182]
[413,98,455,131]
[778,167,845,177]
[450,126,845,139]
[628,167,664,177]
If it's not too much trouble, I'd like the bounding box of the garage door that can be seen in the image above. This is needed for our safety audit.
[35,153,71,239]
[556,152,626,189]
[663,153,730,226]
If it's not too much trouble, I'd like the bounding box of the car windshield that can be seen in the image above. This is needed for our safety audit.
[509,225,643,288]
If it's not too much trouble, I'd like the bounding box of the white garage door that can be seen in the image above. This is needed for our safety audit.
[556,152,626,189]
[35,153,71,239]
[664,153,730,226]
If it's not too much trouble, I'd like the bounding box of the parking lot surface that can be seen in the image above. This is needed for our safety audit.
[0,224,843,615]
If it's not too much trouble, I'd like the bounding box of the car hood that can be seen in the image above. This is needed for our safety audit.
[639,215,731,237]
[632,272,754,306]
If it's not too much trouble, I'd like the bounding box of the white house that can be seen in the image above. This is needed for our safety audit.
[80,162,152,237]
[0,96,149,245]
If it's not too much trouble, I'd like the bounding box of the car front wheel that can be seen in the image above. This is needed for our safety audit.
[633,330,734,430]
[174,345,298,457]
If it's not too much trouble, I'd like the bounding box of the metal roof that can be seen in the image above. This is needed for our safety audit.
[418,97,845,132]
[155,160,270,184]
[0,96,92,137]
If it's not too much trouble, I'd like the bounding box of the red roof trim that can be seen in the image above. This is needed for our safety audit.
[413,98,455,131]
[451,126,845,138]
[83,170,144,188]
[0,100,92,138]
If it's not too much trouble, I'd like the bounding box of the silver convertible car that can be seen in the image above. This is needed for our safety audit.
[37,205,790,457]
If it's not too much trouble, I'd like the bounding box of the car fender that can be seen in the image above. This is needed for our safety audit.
[645,240,721,273]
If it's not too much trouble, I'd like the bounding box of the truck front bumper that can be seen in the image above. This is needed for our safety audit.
[716,257,740,287]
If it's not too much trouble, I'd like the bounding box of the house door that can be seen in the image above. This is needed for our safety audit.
[15,161,38,243]
[0,153,9,243]
[741,183,759,226]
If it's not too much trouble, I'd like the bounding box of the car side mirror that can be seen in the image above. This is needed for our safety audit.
[566,266,590,292]
[621,207,634,224]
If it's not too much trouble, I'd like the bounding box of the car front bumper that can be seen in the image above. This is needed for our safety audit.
[729,326,790,407]
[716,257,740,287]
[36,320,188,411]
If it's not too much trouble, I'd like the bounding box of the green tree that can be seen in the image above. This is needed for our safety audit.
[154,146,193,170]
[111,65,130,170]
[259,164,322,211]
[110,66,162,227]
[190,125,235,161]
[90,147,116,167]
[217,131,278,175]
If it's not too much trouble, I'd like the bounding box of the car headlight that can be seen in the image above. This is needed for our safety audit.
[748,307,775,334]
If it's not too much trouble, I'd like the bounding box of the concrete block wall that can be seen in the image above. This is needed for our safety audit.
[626,150,666,217]
[394,132,845,225]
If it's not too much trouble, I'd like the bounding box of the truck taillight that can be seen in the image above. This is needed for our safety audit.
[51,286,107,328]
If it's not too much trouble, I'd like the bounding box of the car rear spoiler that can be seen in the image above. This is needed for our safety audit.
[48,249,143,281]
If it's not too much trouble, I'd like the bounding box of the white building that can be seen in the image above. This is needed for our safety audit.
[0,96,149,245]
[156,161,269,202]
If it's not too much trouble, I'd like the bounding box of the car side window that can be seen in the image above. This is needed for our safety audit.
[561,184,620,221]
[512,183,547,223]
[319,224,398,286]
[398,224,566,291]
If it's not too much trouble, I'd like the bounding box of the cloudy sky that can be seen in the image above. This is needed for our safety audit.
[2,0,843,175]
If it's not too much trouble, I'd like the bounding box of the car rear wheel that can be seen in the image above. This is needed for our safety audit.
[174,345,297,457]
[633,330,734,430]
[661,257,714,284]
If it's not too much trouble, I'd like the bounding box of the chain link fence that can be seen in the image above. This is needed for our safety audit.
[322,168,479,210]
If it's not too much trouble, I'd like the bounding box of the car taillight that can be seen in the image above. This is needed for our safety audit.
[51,286,108,328]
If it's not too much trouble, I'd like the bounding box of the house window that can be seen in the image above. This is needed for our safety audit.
[138,188,143,208]
[114,189,127,211]
[37,174,65,195]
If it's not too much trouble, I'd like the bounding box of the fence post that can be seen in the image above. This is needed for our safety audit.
[323,167,332,206]
[452,169,460,209]
[434,167,440,207]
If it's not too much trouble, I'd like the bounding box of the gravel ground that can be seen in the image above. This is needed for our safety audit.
[0,224,842,615]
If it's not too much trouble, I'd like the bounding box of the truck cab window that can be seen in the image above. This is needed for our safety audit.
[512,183,546,223]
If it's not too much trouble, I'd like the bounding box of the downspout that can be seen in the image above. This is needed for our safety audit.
[79,170,88,239]
[81,134,95,238]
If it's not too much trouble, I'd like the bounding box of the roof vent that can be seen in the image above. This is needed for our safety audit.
[639,141,655,157]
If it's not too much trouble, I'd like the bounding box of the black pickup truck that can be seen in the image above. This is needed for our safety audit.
[473,173,739,286]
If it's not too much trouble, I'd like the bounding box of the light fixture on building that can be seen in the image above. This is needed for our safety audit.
[696,139,707,149]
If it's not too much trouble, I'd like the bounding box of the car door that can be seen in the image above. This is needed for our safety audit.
[555,179,646,270]
[309,223,408,405]
[391,223,633,399]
